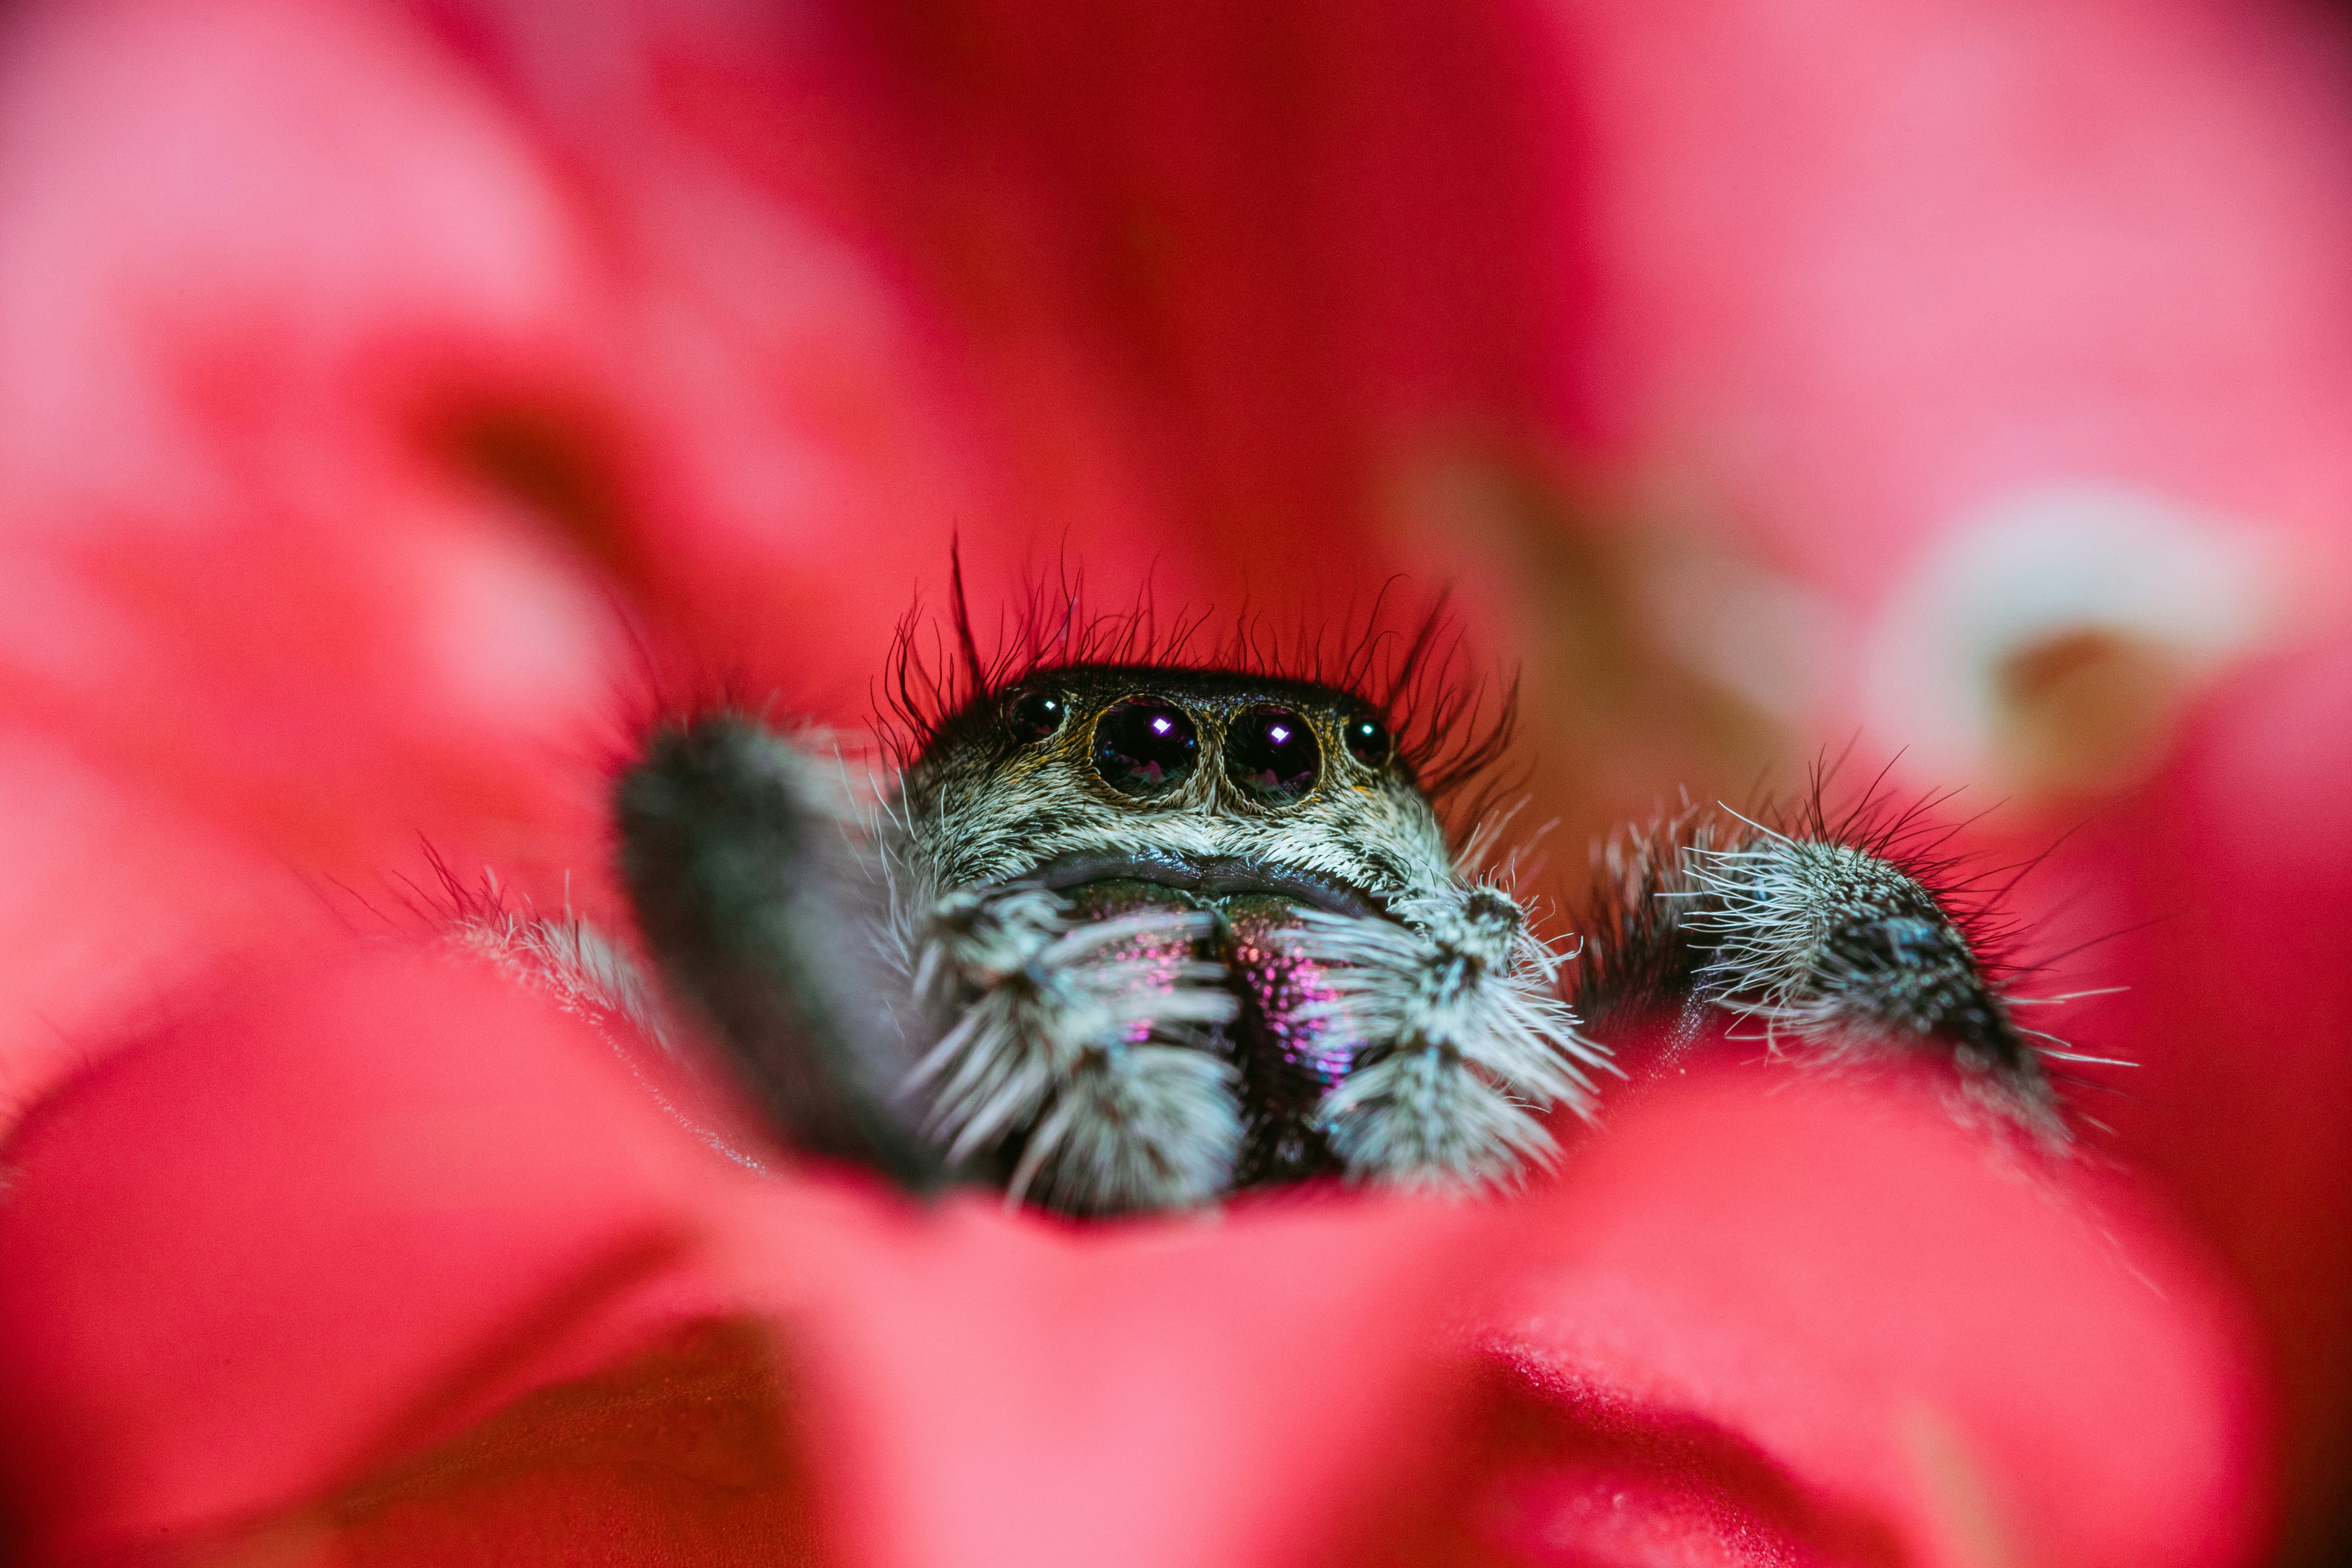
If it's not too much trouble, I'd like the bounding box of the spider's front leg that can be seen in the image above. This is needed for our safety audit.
[1571,807,2068,1125]
[615,713,946,1188]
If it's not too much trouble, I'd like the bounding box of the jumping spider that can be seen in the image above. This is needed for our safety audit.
[586,597,2069,1219]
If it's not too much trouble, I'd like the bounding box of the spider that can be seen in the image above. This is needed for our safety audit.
[581,586,2070,1219]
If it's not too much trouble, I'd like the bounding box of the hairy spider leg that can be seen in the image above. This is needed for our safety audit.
[1570,806,2063,1129]
[615,714,946,1189]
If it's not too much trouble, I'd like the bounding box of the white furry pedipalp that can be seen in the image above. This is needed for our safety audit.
[1293,882,1609,1188]
[906,887,1245,1212]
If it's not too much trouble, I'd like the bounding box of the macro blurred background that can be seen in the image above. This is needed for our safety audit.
[3,0,2351,1563]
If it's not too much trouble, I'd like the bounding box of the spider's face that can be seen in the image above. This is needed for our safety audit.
[889,666,1505,1196]
[899,665,1457,911]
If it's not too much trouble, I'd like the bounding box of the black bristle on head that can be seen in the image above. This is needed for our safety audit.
[881,562,1519,819]
[947,533,988,706]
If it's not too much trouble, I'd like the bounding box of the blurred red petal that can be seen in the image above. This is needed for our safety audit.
[0,945,1504,1568]
[836,0,1588,587]
[0,0,1014,1111]
[1986,631,2352,1551]
[1555,0,2352,609]
[0,0,628,883]
[0,725,319,1121]
[1475,1073,2263,1568]
[422,0,1592,614]
[0,951,708,1553]
[0,942,2265,1567]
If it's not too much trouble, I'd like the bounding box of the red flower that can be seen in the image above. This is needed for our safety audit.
[0,0,2341,1562]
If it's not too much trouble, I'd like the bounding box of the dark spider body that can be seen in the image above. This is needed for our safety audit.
[605,603,2065,1218]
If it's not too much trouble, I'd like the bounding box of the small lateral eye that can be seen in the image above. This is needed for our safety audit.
[1093,697,1198,798]
[1343,712,1394,770]
[1004,689,1067,744]
[1225,706,1320,803]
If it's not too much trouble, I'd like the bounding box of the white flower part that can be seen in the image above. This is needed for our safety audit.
[1295,883,1608,1189]
[1634,531,1841,722]
[1860,483,2274,783]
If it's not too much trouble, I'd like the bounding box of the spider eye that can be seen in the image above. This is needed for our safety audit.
[1004,688,1067,744]
[1093,697,1197,798]
[1225,706,1320,803]
[1343,713,1393,770]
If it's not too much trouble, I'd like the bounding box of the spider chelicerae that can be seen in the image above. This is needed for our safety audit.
[481,588,2078,1219]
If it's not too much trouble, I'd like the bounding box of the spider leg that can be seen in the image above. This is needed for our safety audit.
[616,713,942,1189]
[1295,882,1609,1189]
[1572,808,2059,1121]
[905,883,1244,1215]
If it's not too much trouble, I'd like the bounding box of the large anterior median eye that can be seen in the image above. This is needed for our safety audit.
[1093,697,1198,797]
[1225,706,1320,803]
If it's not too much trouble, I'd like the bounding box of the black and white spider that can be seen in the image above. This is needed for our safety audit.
[492,586,2075,1219]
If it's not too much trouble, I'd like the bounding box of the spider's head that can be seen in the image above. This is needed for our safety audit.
[894,666,1485,1192]
[899,665,1458,911]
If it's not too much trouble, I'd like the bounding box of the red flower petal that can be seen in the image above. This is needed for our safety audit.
[1984,632,2352,1548]
[0,944,2264,1566]
[1480,1072,2263,1568]
[0,947,1499,1566]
